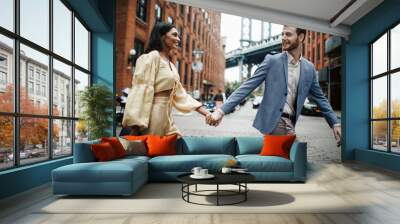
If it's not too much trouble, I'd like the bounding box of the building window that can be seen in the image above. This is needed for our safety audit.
[28,67,34,80]
[0,71,7,86]
[28,81,34,94]
[41,85,46,97]
[0,54,7,89]
[370,23,400,154]
[35,70,41,81]
[155,4,162,22]
[136,0,147,22]
[41,73,46,82]
[54,88,58,104]
[0,0,91,170]
[0,55,7,67]
[134,39,145,66]
[193,15,197,33]
[184,63,189,85]
[185,34,190,52]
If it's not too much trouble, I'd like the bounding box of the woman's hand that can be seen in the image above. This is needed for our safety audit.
[196,106,211,117]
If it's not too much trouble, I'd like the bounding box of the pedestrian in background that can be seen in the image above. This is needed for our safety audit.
[214,89,224,109]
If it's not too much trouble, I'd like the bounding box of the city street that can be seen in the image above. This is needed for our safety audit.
[173,102,341,163]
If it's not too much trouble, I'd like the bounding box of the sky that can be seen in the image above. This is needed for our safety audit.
[220,13,283,83]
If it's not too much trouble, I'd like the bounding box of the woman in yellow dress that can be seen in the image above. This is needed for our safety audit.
[122,22,211,136]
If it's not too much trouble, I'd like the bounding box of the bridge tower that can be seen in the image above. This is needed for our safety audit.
[239,18,272,82]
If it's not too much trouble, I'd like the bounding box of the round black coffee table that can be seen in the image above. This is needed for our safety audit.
[177,173,255,206]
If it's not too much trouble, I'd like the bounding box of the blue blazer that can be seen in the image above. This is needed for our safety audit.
[221,52,339,134]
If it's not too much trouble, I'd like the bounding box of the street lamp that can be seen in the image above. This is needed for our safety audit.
[127,48,136,72]
[191,49,204,100]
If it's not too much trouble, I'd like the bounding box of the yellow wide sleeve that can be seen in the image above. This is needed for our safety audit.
[122,51,160,129]
[172,81,202,113]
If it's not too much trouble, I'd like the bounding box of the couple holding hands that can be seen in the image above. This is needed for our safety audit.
[122,22,341,146]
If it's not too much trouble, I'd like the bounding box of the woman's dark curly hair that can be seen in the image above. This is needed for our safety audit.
[145,22,175,53]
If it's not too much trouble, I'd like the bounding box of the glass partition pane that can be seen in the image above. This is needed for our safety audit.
[53,119,72,158]
[372,76,387,119]
[372,121,388,151]
[0,0,14,31]
[20,117,49,165]
[53,0,72,60]
[53,59,72,117]
[391,120,400,153]
[74,69,89,118]
[20,44,49,115]
[0,34,14,112]
[391,24,400,70]
[74,18,89,70]
[0,116,14,170]
[391,72,400,118]
[75,120,88,143]
[372,33,387,77]
[20,0,49,49]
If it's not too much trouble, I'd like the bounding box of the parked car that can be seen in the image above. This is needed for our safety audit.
[7,150,32,161]
[203,101,216,113]
[252,96,263,109]
[301,98,321,116]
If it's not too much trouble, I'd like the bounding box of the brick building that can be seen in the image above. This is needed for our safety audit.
[116,0,225,100]
[302,31,342,110]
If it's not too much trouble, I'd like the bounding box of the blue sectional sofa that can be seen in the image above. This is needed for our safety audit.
[52,136,307,196]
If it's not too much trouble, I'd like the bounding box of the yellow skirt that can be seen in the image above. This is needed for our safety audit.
[141,96,181,136]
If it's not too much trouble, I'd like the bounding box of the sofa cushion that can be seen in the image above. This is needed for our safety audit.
[101,137,127,158]
[260,135,296,159]
[147,134,177,157]
[74,140,100,163]
[236,155,293,172]
[119,138,147,156]
[148,154,235,172]
[177,137,236,155]
[52,159,147,183]
[236,136,263,155]
[91,142,118,161]
[115,155,150,164]
[124,135,148,142]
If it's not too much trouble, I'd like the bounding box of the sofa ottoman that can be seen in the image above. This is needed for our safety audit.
[52,141,149,196]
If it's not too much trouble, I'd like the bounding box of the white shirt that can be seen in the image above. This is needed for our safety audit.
[283,52,302,116]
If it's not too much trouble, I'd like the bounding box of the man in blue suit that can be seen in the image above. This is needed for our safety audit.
[207,26,341,146]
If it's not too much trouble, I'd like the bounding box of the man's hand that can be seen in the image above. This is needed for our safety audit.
[206,109,224,126]
[333,125,342,147]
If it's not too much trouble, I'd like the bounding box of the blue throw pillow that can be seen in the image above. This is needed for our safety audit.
[236,136,263,155]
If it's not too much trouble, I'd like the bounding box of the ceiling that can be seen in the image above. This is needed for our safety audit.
[169,0,384,38]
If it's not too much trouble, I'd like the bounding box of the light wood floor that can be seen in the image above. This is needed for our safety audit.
[1,162,400,224]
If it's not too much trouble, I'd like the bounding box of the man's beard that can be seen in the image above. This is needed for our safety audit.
[282,40,300,51]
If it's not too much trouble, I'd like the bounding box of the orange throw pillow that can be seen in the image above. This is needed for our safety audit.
[260,135,296,159]
[91,142,117,161]
[146,134,178,157]
[101,137,127,158]
[123,135,148,142]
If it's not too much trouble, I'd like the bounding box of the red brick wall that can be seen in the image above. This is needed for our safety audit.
[302,31,329,71]
[116,0,225,97]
